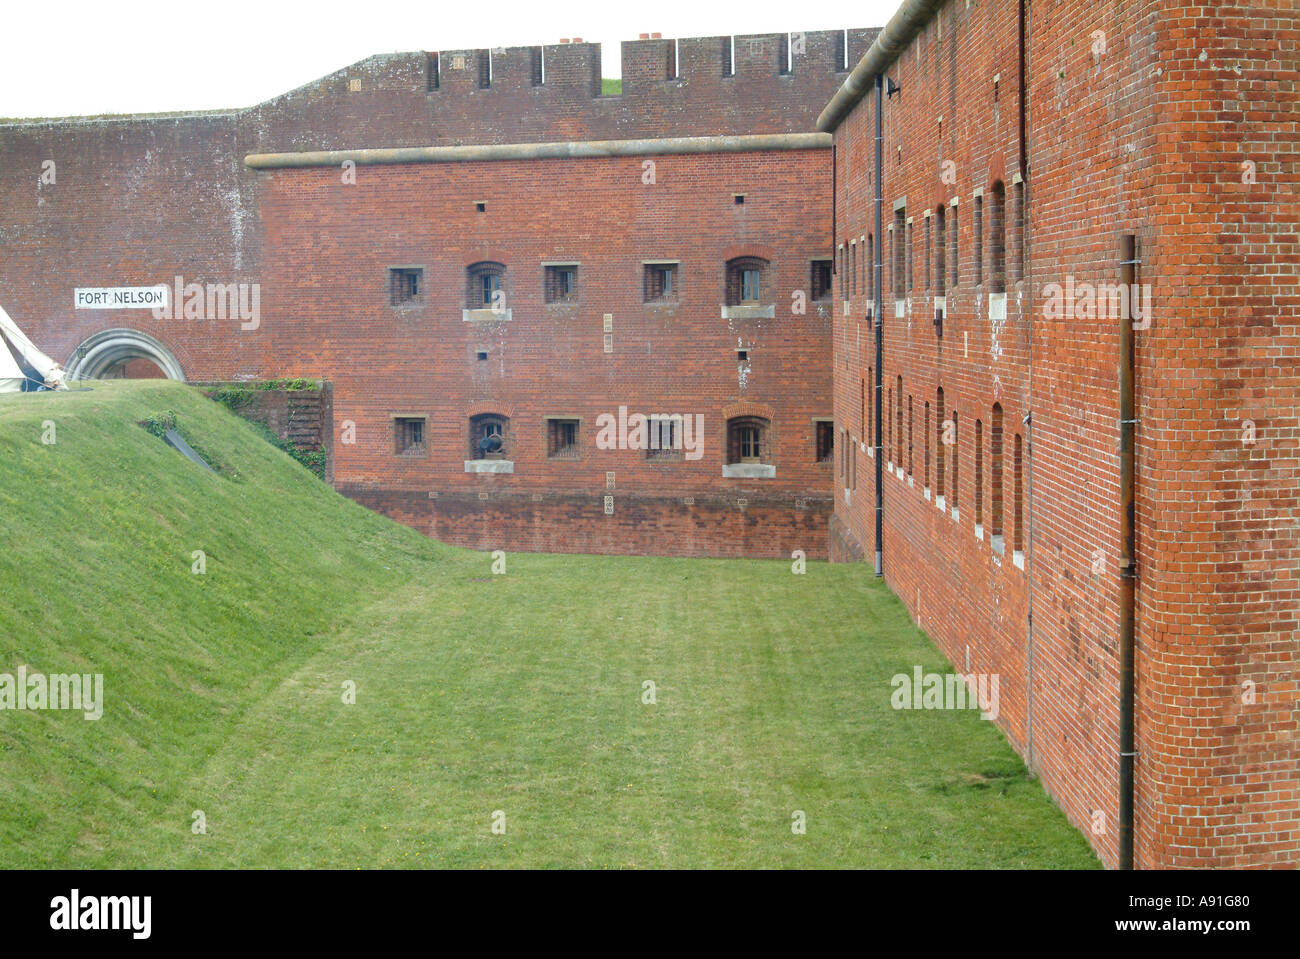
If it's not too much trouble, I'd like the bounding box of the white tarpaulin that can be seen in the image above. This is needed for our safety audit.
[0,304,66,393]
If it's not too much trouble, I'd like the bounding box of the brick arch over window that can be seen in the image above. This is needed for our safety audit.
[465,401,516,419]
[721,400,775,422]
[461,251,511,268]
[720,243,776,264]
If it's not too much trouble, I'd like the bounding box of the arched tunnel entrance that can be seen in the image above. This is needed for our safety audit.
[65,329,185,382]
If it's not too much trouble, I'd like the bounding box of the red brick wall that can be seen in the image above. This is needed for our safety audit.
[343,486,830,559]
[0,29,875,374]
[252,149,834,559]
[254,31,878,148]
[1131,0,1299,868]
[0,30,855,562]
[831,0,1298,868]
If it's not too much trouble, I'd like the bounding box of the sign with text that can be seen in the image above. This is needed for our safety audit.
[74,286,169,310]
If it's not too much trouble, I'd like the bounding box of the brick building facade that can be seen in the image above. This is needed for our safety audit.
[0,5,1295,868]
[0,29,876,559]
[823,0,1297,868]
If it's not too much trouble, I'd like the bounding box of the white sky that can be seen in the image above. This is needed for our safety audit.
[0,0,899,118]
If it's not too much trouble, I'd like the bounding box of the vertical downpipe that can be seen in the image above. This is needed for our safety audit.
[1118,235,1138,870]
[832,146,838,272]
[873,74,885,578]
[1019,0,1037,775]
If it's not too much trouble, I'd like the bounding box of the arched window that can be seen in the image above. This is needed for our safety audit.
[950,410,959,511]
[467,262,505,309]
[467,259,506,307]
[935,387,945,499]
[887,387,893,464]
[469,413,509,459]
[949,203,959,288]
[935,206,947,295]
[1013,179,1026,283]
[892,211,905,299]
[907,394,914,478]
[895,375,904,464]
[727,416,769,464]
[867,234,875,313]
[974,418,984,527]
[990,403,1004,549]
[1013,433,1024,555]
[726,257,769,306]
[924,217,932,290]
[989,183,1006,295]
[923,400,931,489]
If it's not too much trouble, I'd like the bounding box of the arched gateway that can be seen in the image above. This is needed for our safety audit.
[65,329,185,382]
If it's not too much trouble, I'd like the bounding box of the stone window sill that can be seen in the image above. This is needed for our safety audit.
[720,303,775,320]
[464,459,514,474]
[722,463,776,479]
[463,308,512,323]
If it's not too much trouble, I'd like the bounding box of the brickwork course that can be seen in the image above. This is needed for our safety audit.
[0,4,1295,868]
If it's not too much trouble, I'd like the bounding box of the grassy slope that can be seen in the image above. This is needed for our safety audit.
[0,381,1098,868]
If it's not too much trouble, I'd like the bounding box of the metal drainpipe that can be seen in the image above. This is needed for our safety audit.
[873,73,885,578]
[1118,238,1138,870]
[832,145,838,277]
[1019,0,1037,777]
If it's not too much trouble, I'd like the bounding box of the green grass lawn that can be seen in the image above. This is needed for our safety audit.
[0,381,1098,868]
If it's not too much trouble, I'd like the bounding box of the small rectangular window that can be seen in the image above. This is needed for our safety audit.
[389,268,422,306]
[545,265,578,303]
[816,421,835,463]
[644,263,679,302]
[394,416,426,456]
[478,272,501,306]
[646,416,681,459]
[547,418,580,459]
[742,269,761,303]
[810,260,833,302]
